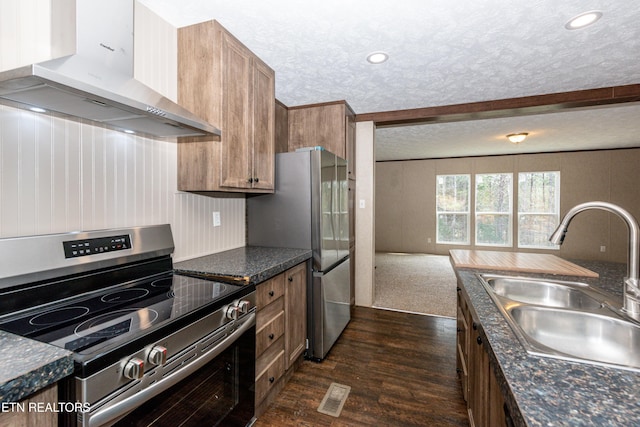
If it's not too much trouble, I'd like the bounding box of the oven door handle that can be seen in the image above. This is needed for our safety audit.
[87,312,256,427]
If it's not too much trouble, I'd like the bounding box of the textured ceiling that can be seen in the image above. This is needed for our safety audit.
[139,0,640,160]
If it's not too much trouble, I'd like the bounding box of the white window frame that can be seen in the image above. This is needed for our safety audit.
[475,173,513,247]
[436,174,470,245]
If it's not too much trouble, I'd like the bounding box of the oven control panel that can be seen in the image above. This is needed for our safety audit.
[63,234,132,258]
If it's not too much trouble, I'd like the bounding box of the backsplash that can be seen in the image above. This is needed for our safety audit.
[0,105,245,261]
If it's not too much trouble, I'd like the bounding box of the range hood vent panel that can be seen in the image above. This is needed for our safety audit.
[0,0,220,139]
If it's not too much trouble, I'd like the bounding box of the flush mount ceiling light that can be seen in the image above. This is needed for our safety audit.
[565,11,603,30]
[366,51,389,64]
[29,107,47,113]
[506,133,528,144]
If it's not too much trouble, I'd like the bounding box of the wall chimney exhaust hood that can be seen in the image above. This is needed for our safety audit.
[0,0,221,139]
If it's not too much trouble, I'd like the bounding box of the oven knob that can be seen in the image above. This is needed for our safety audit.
[237,300,251,314]
[225,305,239,320]
[123,357,145,380]
[148,345,167,366]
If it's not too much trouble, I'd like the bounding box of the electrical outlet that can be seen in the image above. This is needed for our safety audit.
[213,211,221,227]
[600,245,606,252]
[427,237,432,243]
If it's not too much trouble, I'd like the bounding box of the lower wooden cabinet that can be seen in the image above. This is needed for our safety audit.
[457,284,509,427]
[255,261,307,416]
[0,384,58,427]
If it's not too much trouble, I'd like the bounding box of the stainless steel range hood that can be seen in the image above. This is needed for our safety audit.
[0,0,220,139]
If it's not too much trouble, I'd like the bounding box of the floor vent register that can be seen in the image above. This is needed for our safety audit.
[317,382,351,417]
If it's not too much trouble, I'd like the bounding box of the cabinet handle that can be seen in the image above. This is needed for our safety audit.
[254,177,259,183]
[288,276,293,282]
[476,336,483,345]
[456,287,461,292]
[248,177,254,183]
[269,376,275,384]
[268,290,274,297]
[456,327,462,333]
[472,322,478,330]
[269,333,274,340]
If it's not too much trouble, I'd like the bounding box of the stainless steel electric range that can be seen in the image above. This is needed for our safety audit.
[0,225,256,427]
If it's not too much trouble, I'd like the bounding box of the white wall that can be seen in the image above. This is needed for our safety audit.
[0,1,246,261]
[355,122,375,307]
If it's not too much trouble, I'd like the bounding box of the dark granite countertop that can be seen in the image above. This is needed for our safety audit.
[453,258,640,427]
[0,331,74,403]
[174,246,312,285]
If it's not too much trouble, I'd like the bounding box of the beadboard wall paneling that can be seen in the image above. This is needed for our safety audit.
[0,2,246,261]
[0,0,52,72]
[375,149,640,263]
[0,105,246,261]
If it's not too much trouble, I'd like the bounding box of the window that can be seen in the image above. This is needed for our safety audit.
[436,175,470,244]
[518,172,560,248]
[475,174,513,246]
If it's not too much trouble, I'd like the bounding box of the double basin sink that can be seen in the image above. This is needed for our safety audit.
[478,274,640,372]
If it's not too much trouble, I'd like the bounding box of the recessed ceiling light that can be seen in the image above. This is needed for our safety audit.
[366,51,389,64]
[29,107,46,113]
[565,11,603,30]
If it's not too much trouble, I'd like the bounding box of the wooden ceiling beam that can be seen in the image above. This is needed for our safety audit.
[355,84,640,127]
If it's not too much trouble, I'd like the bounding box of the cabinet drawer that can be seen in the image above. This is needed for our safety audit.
[255,350,285,404]
[256,310,285,357]
[256,274,285,308]
[256,295,284,330]
[256,335,284,377]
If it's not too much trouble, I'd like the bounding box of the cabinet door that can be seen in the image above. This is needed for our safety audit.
[285,262,307,369]
[219,29,252,189]
[288,103,346,158]
[346,109,356,179]
[469,322,490,427]
[251,57,275,190]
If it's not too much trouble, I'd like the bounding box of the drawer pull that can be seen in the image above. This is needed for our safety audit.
[268,290,274,297]
[269,333,275,340]
[288,276,293,282]
[269,376,275,383]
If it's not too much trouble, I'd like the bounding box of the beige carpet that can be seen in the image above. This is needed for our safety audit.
[374,252,457,318]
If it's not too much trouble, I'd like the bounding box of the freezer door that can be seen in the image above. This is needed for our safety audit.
[335,155,349,261]
[309,257,351,360]
[313,149,349,271]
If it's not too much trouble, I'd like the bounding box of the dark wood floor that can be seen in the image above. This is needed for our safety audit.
[254,307,469,427]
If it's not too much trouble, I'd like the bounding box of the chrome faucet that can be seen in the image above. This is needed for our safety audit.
[549,201,640,320]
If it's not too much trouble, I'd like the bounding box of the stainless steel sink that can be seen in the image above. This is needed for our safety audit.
[482,276,604,309]
[509,305,640,370]
[478,274,640,372]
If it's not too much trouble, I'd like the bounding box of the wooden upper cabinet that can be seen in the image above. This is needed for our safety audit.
[288,101,355,169]
[177,20,275,192]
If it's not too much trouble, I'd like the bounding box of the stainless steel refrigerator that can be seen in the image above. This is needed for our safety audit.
[247,147,350,361]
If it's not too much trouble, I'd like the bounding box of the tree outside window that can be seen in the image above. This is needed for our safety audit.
[518,172,560,248]
[436,174,470,244]
[475,174,512,246]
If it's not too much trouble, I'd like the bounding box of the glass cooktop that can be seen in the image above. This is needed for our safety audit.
[0,273,244,355]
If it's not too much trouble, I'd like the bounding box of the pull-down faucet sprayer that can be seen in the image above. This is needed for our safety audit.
[549,201,640,321]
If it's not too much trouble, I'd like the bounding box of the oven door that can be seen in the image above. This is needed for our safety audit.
[77,313,255,427]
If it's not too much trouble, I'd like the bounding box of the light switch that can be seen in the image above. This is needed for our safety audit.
[359,199,365,209]
[213,211,221,227]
